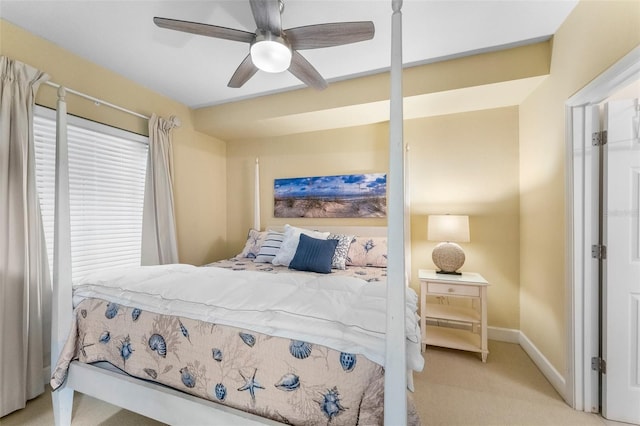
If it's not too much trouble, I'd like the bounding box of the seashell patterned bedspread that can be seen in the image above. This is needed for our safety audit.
[51,298,420,425]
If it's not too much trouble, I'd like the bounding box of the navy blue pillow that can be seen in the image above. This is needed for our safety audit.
[289,234,339,274]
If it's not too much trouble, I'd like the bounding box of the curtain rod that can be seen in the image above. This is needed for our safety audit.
[44,81,150,120]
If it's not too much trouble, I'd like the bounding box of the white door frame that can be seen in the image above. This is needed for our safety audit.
[566,45,640,412]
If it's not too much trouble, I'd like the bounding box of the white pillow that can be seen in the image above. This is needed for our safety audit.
[272,224,330,266]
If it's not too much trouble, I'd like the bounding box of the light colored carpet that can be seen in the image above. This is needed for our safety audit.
[414,341,622,426]
[0,341,623,425]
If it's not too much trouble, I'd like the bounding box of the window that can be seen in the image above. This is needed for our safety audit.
[33,106,148,280]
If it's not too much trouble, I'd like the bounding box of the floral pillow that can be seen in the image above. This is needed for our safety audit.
[328,233,354,270]
[237,229,268,259]
[346,236,388,268]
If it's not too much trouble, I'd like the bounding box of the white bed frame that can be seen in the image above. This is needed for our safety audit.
[51,2,408,424]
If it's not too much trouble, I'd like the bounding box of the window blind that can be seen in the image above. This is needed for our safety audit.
[33,106,149,280]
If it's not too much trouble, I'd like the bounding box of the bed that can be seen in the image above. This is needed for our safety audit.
[50,226,423,425]
[50,2,410,424]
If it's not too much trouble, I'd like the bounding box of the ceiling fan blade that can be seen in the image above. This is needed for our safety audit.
[288,51,328,91]
[286,22,375,50]
[250,0,282,35]
[228,54,259,88]
[154,17,254,43]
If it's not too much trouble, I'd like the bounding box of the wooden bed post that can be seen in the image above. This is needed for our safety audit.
[384,0,407,424]
[50,86,74,426]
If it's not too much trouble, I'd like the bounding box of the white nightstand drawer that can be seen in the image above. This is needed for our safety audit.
[427,282,480,297]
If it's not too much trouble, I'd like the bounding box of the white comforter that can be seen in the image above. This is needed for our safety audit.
[73,264,425,372]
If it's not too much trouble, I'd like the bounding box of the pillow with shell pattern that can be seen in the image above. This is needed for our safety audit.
[237,229,268,259]
[346,236,388,268]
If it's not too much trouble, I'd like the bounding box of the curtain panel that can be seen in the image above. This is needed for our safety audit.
[0,56,51,417]
[141,114,180,265]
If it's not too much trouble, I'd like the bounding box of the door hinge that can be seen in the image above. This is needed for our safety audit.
[591,244,607,259]
[591,357,607,374]
[592,130,608,146]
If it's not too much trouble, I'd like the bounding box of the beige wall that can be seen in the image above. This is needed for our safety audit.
[226,107,521,329]
[1,19,228,265]
[226,123,389,252]
[407,107,520,329]
[519,0,640,376]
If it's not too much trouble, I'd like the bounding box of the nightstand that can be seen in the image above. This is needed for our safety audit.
[419,269,490,362]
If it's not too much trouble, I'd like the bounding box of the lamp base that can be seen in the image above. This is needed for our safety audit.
[436,270,462,275]
[432,242,465,274]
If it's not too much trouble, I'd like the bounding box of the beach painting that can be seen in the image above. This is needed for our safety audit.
[274,173,387,218]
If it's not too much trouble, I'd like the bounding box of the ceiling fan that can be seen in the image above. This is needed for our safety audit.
[154,0,374,90]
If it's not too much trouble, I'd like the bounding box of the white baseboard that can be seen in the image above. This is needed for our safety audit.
[518,331,567,400]
[488,326,566,400]
[488,326,520,343]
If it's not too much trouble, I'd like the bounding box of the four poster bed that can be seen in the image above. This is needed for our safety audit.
[50,2,412,425]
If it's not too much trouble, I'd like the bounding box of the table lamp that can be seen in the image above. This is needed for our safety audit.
[428,214,470,275]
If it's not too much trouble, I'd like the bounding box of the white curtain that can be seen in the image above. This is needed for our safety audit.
[0,56,51,417]
[141,113,180,265]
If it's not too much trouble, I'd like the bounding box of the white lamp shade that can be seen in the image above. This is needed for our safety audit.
[250,39,291,73]
[428,215,470,242]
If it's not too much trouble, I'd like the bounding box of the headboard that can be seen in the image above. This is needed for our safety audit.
[264,224,387,237]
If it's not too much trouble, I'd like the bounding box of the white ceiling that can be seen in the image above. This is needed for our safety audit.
[1,0,578,109]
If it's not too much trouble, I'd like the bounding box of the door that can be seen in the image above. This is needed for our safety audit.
[602,98,640,424]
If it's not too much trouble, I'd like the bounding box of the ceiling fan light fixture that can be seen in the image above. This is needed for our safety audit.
[250,31,291,73]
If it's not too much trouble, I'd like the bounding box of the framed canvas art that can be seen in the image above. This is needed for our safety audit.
[274,173,387,218]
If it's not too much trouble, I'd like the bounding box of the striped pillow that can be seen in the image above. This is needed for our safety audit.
[253,230,285,263]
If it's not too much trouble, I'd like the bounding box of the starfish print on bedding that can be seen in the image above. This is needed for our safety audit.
[237,368,264,400]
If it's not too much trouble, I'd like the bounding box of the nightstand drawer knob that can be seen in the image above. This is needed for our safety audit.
[448,287,455,293]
